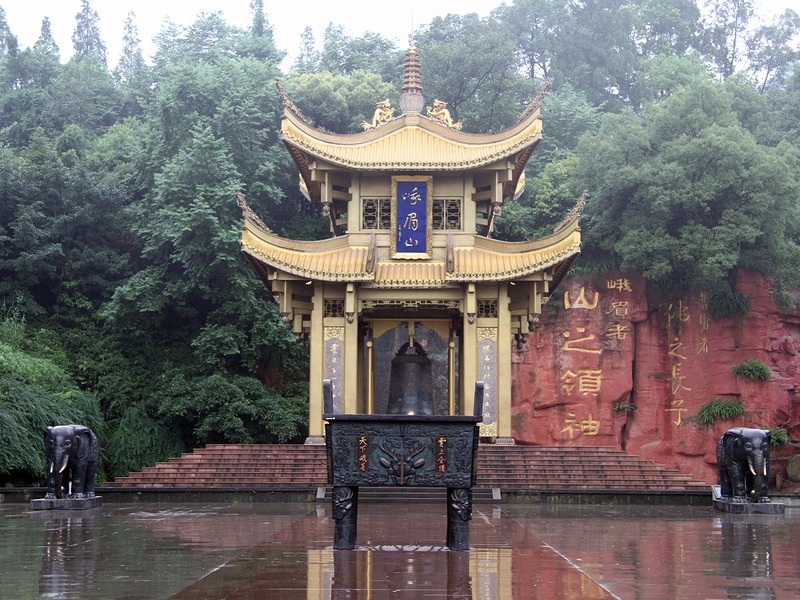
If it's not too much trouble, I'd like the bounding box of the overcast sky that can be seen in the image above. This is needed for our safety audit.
[1,0,795,69]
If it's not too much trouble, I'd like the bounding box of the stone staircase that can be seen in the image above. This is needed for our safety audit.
[477,446,709,492]
[109,444,710,494]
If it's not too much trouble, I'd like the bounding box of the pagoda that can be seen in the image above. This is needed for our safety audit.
[240,47,581,444]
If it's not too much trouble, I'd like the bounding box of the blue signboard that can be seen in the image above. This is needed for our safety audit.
[392,176,432,258]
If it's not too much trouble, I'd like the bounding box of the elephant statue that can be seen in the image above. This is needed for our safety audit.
[44,425,98,499]
[716,427,771,503]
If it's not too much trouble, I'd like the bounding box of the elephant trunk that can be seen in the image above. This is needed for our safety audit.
[52,453,69,498]
[748,455,767,501]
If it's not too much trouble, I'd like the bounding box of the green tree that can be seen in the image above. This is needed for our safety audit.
[237,0,283,63]
[630,0,702,59]
[47,60,120,134]
[115,12,145,82]
[0,310,103,485]
[498,0,566,80]
[777,67,800,145]
[416,13,525,132]
[702,0,753,79]
[285,69,397,133]
[746,9,800,93]
[72,0,107,67]
[317,24,401,80]
[0,18,63,146]
[292,26,320,74]
[114,12,152,118]
[0,7,12,55]
[0,132,64,313]
[575,77,800,293]
[33,17,60,60]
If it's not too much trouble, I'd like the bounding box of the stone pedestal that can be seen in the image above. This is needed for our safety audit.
[30,496,103,511]
[711,486,785,514]
[713,499,786,514]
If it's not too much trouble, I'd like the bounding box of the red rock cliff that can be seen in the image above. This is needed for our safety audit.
[511,270,800,484]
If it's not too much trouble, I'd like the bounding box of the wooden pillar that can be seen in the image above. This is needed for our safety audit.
[497,283,514,443]
[307,286,325,442]
[462,284,477,416]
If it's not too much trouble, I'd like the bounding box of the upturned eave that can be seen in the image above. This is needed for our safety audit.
[280,107,543,201]
[241,212,580,289]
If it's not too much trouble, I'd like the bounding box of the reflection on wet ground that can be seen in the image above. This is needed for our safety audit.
[1,501,798,599]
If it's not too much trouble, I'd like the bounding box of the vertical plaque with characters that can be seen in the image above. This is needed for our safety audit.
[392,176,432,259]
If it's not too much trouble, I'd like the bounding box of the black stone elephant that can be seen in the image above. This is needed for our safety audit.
[716,427,771,503]
[44,425,99,499]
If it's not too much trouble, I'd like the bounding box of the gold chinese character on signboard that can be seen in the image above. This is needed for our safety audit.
[564,287,599,310]
[607,278,632,292]
[671,364,691,395]
[561,369,603,395]
[605,324,631,340]
[605,301,629,317]
[581,414,600,435]
[561,413,581,440]
[667,301,690,333]
[561,412,601,438]
[561,369,577,394]
[562,327,602,354]
[577,370,602,395]
[667,400,687,426]
[669,339,686,361]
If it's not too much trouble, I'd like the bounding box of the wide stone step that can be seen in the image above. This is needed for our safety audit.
[111,444,710,493]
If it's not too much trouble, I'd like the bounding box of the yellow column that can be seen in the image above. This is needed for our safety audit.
[497,283,514,443]
[366,335,374,414]
[343,289,359,414]
[462,284,477,416]
[307,286,325,443]
[448,333,456,415]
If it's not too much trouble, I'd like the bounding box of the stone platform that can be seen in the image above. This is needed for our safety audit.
[30,496,103,511]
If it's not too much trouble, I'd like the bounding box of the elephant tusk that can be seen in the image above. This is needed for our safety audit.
[764,464,768,477]
[748,461,757,477]
[49,463,53,474]
[59,456,69,473]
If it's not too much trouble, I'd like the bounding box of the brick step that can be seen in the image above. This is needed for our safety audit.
[136,462,667,470]
[132,465,323,474]
[112,444,710,492]
[122,473,322,482]
[146,468,685,479]
[476,478,701,488]
[478,463,688,473]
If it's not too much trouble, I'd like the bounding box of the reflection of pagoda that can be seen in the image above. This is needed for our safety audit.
[241,47,581,443]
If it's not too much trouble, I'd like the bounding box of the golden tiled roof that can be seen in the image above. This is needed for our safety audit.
[373,261,448,288]
[447,222,581,282]
[241,225,373,282]
[241,214,580,288]
[281,108,542,173]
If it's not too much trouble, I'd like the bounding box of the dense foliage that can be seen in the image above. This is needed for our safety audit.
[0,0,798,483]
[731,358,773,381]
[696,397,746,425]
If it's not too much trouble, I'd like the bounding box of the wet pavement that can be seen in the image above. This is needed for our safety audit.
[1,500,798,599]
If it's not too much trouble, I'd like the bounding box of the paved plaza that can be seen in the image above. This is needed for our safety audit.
[1,500,798,599]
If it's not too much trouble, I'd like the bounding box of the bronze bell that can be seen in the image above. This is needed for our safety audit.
[386,341,434,415]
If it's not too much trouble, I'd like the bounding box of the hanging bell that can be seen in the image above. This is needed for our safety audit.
[386,341,434,416]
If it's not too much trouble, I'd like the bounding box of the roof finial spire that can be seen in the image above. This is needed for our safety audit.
[399,39,423,114]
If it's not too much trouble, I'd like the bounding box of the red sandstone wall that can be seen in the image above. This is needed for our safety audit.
[511,270,800,484]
